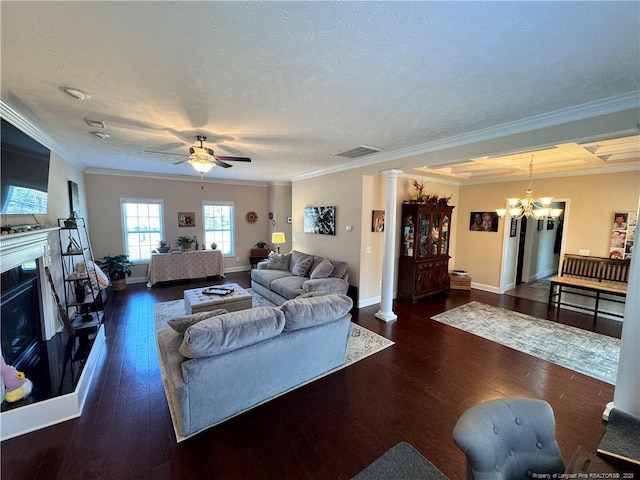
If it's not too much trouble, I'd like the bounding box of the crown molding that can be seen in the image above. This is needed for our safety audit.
[84,167,271,188]
[292,91,640,181]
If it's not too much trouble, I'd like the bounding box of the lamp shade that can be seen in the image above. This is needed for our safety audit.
[271,232,286,244]
[188,157,214,173]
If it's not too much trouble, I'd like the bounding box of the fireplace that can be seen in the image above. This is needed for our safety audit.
[1,265,42,370]
[0,227,106,440]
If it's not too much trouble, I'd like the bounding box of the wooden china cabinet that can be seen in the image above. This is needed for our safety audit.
[397,202,454,302]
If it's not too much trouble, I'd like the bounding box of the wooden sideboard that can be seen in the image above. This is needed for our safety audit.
[146,250,224,287]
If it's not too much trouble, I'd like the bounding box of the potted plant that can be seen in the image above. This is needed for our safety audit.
[157,240,170,253]
[96,254,132,291]
[177,235,196,251]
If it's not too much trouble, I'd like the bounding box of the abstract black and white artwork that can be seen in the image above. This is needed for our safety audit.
[304,206,336,235]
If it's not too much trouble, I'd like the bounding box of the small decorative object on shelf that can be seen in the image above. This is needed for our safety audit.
[64,211,77,228]
[157,240,170,253]
[210,242,218,250]
[412,179,425,202]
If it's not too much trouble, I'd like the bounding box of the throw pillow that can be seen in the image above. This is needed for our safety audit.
[280,294,353,331]
[329,260,348,279]
[291,254,314,277]
[266,253,291,270]
[310,258,334,279]
[179,307,285,358]
[167,309,228,334]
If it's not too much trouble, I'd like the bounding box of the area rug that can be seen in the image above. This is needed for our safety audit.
[352,442,448,480]
[431,301,619,385]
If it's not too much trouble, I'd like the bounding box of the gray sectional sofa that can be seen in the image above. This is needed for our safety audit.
[251,250,349,305]
[155,294,353,440]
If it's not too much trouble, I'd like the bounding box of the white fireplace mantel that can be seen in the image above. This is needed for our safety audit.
[1,226,106,441]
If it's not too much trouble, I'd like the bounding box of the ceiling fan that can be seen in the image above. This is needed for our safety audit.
[145,135,251,172]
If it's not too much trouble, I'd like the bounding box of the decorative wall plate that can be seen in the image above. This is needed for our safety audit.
[245,211,258,224]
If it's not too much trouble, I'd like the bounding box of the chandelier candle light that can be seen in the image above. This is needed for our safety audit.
[496,155,562,220]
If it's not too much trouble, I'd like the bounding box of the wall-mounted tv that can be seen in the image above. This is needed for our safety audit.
[1,119,51,215]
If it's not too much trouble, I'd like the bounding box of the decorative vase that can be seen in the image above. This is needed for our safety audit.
[210,242,217,250]
[157,247,170,253]
[182,242,193,251]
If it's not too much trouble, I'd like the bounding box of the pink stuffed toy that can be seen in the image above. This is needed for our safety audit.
[1,354,33,403]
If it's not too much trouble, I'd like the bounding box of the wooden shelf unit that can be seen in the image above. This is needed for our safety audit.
[397,202,454,303]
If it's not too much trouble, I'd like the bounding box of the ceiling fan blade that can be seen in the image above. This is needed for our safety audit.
[214,160,233,168]
[172,159,189,165]
[144,150,188,157]
[214,155,252,162]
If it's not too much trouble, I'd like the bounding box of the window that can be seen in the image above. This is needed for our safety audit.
[203,202,234,255]
[121,199,163,262]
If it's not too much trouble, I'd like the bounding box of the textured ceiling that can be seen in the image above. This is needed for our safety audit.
[1,1,639,184]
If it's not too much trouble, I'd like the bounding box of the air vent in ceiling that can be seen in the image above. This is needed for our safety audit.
[334,145,382,159]
[85,118,106,129]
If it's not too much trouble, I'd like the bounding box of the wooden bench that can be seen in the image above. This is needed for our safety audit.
[547,254,630,319]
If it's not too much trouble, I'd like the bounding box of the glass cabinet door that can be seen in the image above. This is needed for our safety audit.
[402,214,414,257]
[418,212,429,257]
[431,214,440,255]
[441,214,450,255]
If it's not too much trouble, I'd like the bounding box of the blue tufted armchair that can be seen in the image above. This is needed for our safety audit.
[453,397,565,480]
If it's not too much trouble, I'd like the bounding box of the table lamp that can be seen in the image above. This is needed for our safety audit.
[271,232,286,254]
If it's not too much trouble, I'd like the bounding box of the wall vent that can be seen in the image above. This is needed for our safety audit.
[84,118,106,129]
[334,145,382,159]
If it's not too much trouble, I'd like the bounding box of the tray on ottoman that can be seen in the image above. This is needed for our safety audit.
[184,283,253,314]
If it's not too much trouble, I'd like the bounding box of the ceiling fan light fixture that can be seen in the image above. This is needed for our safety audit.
[187,156,214,173]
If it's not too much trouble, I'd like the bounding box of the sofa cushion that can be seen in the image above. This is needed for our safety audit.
[271,276,306,300]
[280,294,353,331]
[251,268,293,289]
[310,258,334,279]
[167,309,228,334]
[292,254,314,276]
[329,260,348,279]
[289,250,308,271]
[179,307,285,358]
[265,253,291,270]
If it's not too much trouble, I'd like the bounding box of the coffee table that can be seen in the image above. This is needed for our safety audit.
[184,283,253,314]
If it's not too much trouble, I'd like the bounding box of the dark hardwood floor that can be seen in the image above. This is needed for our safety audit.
[1,272,623,480]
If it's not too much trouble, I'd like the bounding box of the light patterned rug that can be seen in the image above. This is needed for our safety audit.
[431,301,619,385]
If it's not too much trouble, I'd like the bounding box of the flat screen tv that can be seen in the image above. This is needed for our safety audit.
[1,119,51,215]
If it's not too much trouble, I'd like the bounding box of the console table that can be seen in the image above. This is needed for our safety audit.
[147,250,224,287]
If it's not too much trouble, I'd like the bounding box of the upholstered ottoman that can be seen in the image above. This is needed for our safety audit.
[184,283,253,314]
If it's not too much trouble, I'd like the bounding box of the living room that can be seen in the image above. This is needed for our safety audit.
[2,2,639,478]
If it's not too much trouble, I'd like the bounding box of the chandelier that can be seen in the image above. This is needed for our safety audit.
[496,155,562,220]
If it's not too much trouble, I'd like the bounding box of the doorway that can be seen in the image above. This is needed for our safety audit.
[503,201,567,302]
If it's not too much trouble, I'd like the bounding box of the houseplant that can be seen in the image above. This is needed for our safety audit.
[157,240,170,253]
[96,254,132,291]
[177,235,197,251]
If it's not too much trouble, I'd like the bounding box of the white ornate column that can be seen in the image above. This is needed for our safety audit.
[376,169,402,322]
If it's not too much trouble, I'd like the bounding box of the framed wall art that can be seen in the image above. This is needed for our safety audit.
[537,219,544,231]
[178,212,195,228]
[509,218,517,237]
[371,210,385,232]
[67,180,80,216]
[469,212,498,232]
[609,211,637,259]
[303,206,336,235]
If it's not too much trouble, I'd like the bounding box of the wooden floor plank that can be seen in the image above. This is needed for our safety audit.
[1,272,622,479]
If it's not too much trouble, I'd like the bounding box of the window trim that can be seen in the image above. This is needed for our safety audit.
[202,200,235,257]
[120,197,165,264]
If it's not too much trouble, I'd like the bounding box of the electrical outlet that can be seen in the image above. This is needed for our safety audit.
[236,256,239,262]
[579,249,590,256]
[365,246,372,254]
